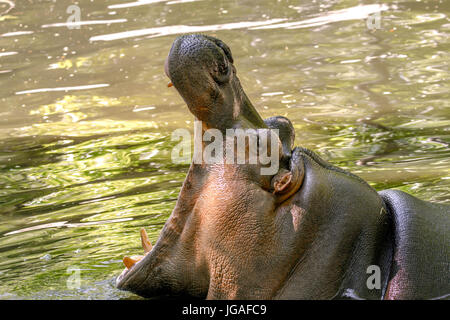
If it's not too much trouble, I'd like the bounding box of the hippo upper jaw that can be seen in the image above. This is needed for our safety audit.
[165,34,266,131]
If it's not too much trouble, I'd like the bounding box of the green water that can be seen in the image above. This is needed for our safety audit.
[0,0,448,299]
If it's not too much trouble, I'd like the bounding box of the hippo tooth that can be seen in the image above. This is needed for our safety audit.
[140,227,153,253]
[123,255,143,269]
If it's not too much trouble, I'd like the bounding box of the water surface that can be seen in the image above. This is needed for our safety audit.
[0,0,448,299]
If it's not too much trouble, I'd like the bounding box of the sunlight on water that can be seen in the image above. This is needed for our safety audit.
[89,19,287,41]
[0,0,448,299]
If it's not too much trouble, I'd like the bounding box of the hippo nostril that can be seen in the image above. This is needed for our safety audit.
[204,35,234,64]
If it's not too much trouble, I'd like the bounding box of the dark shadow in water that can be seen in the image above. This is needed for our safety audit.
[353,27,400,165]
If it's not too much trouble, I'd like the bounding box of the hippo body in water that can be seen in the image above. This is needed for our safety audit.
[116,34,449,300]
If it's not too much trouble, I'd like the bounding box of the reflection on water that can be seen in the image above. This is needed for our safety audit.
[89,18,286,41]
[0,0,448,299]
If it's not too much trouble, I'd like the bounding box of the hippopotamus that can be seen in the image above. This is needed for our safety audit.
[116,34,449,300]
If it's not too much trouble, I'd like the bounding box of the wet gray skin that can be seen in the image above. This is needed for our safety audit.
[116,34,449,300]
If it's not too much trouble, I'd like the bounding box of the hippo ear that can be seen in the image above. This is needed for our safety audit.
[272,169,294,195]
[271,150,304,204]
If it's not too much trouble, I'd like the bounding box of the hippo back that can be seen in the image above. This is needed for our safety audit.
[379,189,450,299]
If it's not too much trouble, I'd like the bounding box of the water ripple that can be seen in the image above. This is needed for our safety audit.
[252,4,389,30]
[41,19,127,28]
[108,0,201,9]
[15,84,110,95]
[4,218,134,236]
[89,19,286,41]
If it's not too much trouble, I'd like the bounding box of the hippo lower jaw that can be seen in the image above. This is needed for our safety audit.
[116,146,387,300]
[115,149,306,297]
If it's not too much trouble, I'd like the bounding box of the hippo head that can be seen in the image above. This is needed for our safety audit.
[116,35,391,299]
[164,34,266,131]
